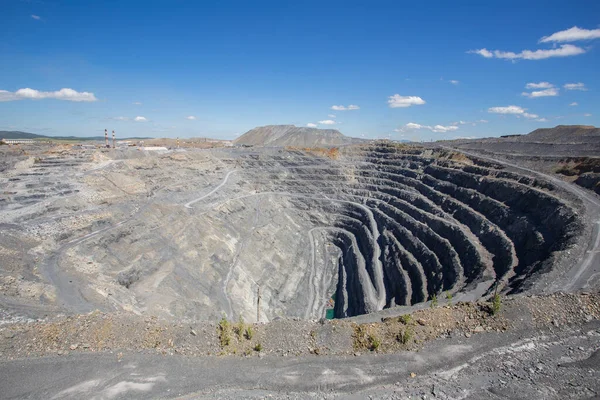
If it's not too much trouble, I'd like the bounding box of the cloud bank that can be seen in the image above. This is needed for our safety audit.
[469,44,585,60]
[0,88,98,102]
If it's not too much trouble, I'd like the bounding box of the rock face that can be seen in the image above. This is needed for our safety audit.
[233,125,359,147]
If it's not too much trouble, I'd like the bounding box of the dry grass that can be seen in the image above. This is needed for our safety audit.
[555,158,600,176]
[286,147,340,160]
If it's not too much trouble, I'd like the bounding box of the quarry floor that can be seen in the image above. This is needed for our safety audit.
[1,293,599,399]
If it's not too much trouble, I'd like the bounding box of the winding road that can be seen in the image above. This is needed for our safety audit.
[184,170,237,209]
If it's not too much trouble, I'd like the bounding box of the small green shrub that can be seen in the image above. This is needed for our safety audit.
[446,291,453,304]
[244,326,253,340]
[218,316,231,347]
[235,316,245,340]
[491,293,501,315]
[431,294,438,308]
[254,343,262,352]
[368,334,381,351]
[398,327,413,345]
[398,314,412,325]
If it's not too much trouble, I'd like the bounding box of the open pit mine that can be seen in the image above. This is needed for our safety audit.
[1,125,600,398]
[0,129,588,323]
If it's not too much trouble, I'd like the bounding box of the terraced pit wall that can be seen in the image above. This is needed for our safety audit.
[229,144,582,318]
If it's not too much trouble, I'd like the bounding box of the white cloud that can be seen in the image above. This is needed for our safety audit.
[328,114,336,118]
[401,122,458,133]
[521,87,559,98]
[113,116,129,121]
[488,105,526,114]
[133,101,142,105]
[432,125,459,133]
[186,116,197,120]
[488,105,539,119]
[31,15,41,20]
[569,102,578,106]
[388,94,426,108]
[449,80,460,85]
[469,48,493,58]
[318,120,336,125]
[584,113,592,117]
[0,87,97,102]
[330,104,360,111]
[478,119,489,123]
[536,118,548,122]
[526,82,554,89]
[469,44,586,60]
[540,26,600,43]
[134,116,147,122]
[564,82,587,91]
[306,123,317,128]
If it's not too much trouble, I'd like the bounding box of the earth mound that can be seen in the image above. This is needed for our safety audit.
[233,125,360,147]
[441,125,600,157]
[517,125,600,144]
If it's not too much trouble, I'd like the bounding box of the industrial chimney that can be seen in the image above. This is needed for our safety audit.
[104,129,109,148]
[112,130,115,149]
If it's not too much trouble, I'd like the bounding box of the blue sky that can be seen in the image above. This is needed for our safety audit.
[0,0,598,140]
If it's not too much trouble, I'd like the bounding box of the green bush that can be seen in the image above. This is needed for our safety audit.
[244,326,253,340]
[218,316,231,347]
[398,328,413,345]
[431,294,438,308]
[368,334,381,351]
[235,316,245,340]
[491,293,501,315]
[398,314,412,325]
[254,343,262,352]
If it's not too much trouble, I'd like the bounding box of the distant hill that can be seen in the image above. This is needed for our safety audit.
[0,131,47,139]
[233,125,362,147]
[0,131,150,141]
[515,125,600,144]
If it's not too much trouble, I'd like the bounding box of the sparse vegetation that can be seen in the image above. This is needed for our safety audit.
[431,294,438,308]
[491,293,502,316]
[368,334,381,351]
[555,158,600,176]
[234,316,245,340]
[244,326,253,340]
[285,146,340,159]
[353,325,381,351]
[397,327,413,345]
[446,291,453,304]
[398,314,412,325]
[218,316,232,347]
[253,343,262,352]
